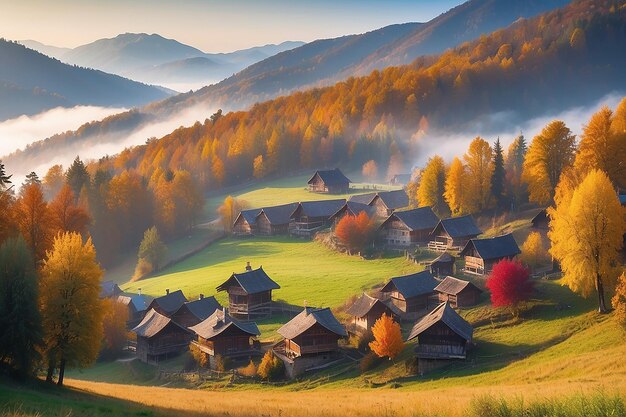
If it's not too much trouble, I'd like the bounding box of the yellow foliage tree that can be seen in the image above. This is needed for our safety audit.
[520,231,548,270]
[612,272,626,326]
[548,170,626,313]
[369,314,404,360]
[101,298,129,359]
[218,196,249,233]
[444,157,470,216]
[40,232,105,386]
[463,137,493,212]
[417,155,446,215]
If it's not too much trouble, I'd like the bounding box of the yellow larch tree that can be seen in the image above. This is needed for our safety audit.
[463,137,493,212]
[612,272,626,326]
[520,231,548,270]
[417,155,446,216]
[369,314,404,360]
[218,196,249,233]
[444,157,470,216]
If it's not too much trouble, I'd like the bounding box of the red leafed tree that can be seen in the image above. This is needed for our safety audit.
[485,259,534,317]
[335,212,375,255]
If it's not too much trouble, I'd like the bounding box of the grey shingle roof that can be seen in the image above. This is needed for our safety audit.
[278,307,347,339]
[189,309,260,339]
[100,281,121,298]
[434,276,482,296]
[330,201,378,221]
[348,192,377,205]
[132,309,190,338]
[257,203,299,225]
[307,169,351,186]
[345,293,402,318]
[148,290,188,316]
[117,294,149,312]
[433,215,482,238]
[382,207,440,231]
[293,199,347,218]
[174,296,222,322]
[407,302,473,341]
[460,233,521,261]
[237,208,262,225]
[430,252,455,265]
[216,266,280,295]
[381,270,438,299]
[375,190,409,210]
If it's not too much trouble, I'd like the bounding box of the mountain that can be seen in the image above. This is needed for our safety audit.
[19,39,71,59]
[0,40,170,121]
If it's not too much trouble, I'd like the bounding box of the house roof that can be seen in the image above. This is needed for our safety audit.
[173,296,222,322]
[433,215,482,238]
[235,208,262,225]
[434,276,482,296]
[345,293,402,318]
[148,290,188,316]
[619,194,626,206]
[257,203,299,225]
[382,207,439,231]
[381,270,438,299]
[407,302,473,342]
[307,168,351,186]
[132,309,190,338]
[278,307,347,340]
[100,280,121,298]
[430,252,455,265]
[330,201,377,220]
[292,199,346,219]
[460,233,521,260]
[531,208,548,225]
[348,192,376,205]
[216,266,280,295]
[117,294,149,312]
[189,309,260,339]
[374,190,409,210]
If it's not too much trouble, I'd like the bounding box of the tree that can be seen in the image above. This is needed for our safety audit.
[505,135,528,209]
[368,314,404,360]
[100,298,129,360]
[66,157,90,200]
[485,259,534,317]
[520,231,548,270]
[491,138,506,209]
[464,137,493,212]
[612,273,626,327]
[15,182,53,263]
[40,232,105,386]
[362,160,379,182]
[548,170,626,313]
[444,157,470,216]
[417,155,446,215]
[136,226,167,275]
[218,196,248,233]
[522,121,576,205]
[257,350,284,380]
[0,237,43,378]
[49,185,91,235]
[334,212,375,255]
[0,160,13,191]
[42,165,65,200]
[253,155,266,179]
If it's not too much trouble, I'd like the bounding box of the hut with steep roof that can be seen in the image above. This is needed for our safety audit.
[434,276,482,308]
[289,199,346,237]
[428,252,456,277]
[345,293,401,334]
[307,168,351,194]
[380,270,439,315]
[328,201,377,225]
[428,215,482,251]
[233,208,261,236]
[100,281,122,299]
[170,295,223,328]
[116,293,149,328]
[132,309,192,363]
[255,203,299,235]
[460,233,521,275]
[379,207,440,247]
[216,264,280,319]
[349,189,409,217]
[146,289,188,317]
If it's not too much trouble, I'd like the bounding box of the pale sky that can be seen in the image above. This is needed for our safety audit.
[1,0,464,52]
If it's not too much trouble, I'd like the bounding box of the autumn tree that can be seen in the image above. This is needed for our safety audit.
[362,160,379,182]
[0,237,43,378]
[49,185,91,235]
[0,161,16,245]
[257,350,284,380]
[522,121,576,205]
[15,181,53,263]
[520,231,548,270]
[368,314,404,360]
[218,196,248,233]
[66,157,90,200]
[135,226,167,278]
[253,155,266,179]
[334,212,375,255]
[548,170,626,313]
[42,164,65,201]
[417,155,446,215]
[100,298,129,359]
[612,273,626,326]
[464,137,493,212]
[40,232,105,386]
[485,259,534,317]
[444,157,470,216]
[504,135,527,209]
[491,138,506,209]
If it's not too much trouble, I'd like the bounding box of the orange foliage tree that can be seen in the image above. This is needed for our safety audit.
[49,185,91,235]
[334,212,375,255]
[100,298,129,359]
[15,182,53,263]
[369,314,404,360]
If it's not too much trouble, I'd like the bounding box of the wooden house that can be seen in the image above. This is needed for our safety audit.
[132,309,192,363]
[349,190,409,217]
[232,208,261,236]
[116,293,149,328]
[170,295,222,328]
[434,276,482,308]
[460,233,521,276]
[216,264,280,319]
[289,199,346,237]
[328,201,377,225]
[255,203,299,236]
[428,252,455,277]
[345,293,401,335]
[189,309,260,369]
[100,280,122,299]
[428,215,482,251]
[531,209,549,230]
[378,207,439,247]
[407,302,473,373]
[389,173,411,186]
[307,168,351,194]
[380,270,439,315]
[146,289,188,317]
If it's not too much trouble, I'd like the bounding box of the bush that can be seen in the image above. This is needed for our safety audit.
[238,359,257,377]
[349,330,374,352]
[257,351,284,381]
[404,357,418,375]
[214,354,231,372]
[131,258,153,282]
[189,343,209,368]
[359,352,383,373]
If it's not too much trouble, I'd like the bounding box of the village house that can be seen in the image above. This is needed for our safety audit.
[380,270,439,316]
[378,207,440,247]
[146,289,188,317]
[345,293,401,335]
[349,189,409,217]
[216,263,280,319]
[255,203,299,236]
[189,309,261,369]
[274,307,347,379]
[434,276,483,308]
[132,309,193,363]
[232,208,261,236]
[427,252,456,277]
[100,280,122,299]
[307,168,351,194]
[406,302,473,374]
[289,199,346,237]
[388,173,411,186]
[116,292,149,328]
[460,233,521,276]
[170,295,223,328]
[531,208,549,230]
[328,201,377,225]
[428,215,482,251]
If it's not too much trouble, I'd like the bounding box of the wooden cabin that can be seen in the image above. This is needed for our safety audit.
[189,309,260,369]
[216,264,280,319]
[345,293,401,335]
[328,201,377,225]
[380,270,439,315]
[407,302,473,373]
[116,293,149,328]
[307,169,351,194]
[100,280,122,299]
[531,209,549,230]
[428,252,455,277]
[232,208,261,236]
[434,276,482,308]
[379,207,439,247]
[460,233,521,276]
[349,190,409,217]
[289,199,346,237]
[170,295,222,328]
[146,289,188,317]
[132,309,192,363]
[255,203,299,236]
[389,173,411,186]
[428,215,482,252]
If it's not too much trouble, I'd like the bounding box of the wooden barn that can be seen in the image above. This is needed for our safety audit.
[328,201,377,225]
[379,207,440,247]
[132,309,192,363]
[428,252,456,277]
[460,233,521,276]
[146,289,188,317]
[170,295,222,328]
[189,309,260,369]
[216,264,280,319]
[232,208,261,236]
[116,293,149,328]
[100,280,122,299]
[380,270,439,315]
[307,169,351,194]
[434,276,482,308]
[428,215,482,251]
[407,302,473,373]
[255,203,299,236]
[345,293,401,335]
[349,189,409,217]
[531,209,549,230]
[389,173,411,186]
[289,199,346,237]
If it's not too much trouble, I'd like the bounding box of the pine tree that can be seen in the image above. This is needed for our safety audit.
[66,157,90,200]
[0,160,13,191]
[505,135,527,209]
[491,138,506,209]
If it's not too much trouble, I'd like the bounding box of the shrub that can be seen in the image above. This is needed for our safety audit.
[189,343,209,368]
[238,359,257,377]
[349,330,374,353]
[404,357,418,375]
[359,351,383,373]
[214,354,231,372]
[257,351,284,381]
[485,259,534,318]
[131,258,153,282]
[335,212,376,255]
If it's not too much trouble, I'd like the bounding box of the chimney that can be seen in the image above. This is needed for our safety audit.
[303,300,308,316]
[245,261,252,271]
[138,288,142,296]
[199,293,204,300]
[165,289,170,295]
